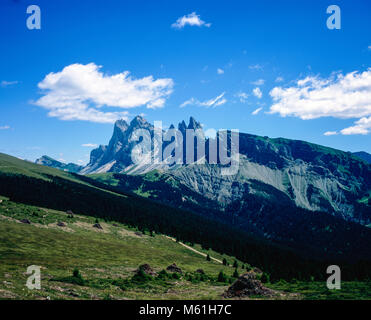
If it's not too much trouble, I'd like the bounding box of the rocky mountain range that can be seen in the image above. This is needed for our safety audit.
[36,116,371,228]
[35,155,83,173]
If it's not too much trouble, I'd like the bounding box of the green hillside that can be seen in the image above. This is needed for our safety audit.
[0,197,242,300]
[1,196,370,300]
[1,152,371,289]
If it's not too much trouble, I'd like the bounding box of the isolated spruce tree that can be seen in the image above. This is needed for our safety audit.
[206,254,211,261]
[222,258,228,266]
[233,268,239,278]
[217,271,227,283]
[233,260,238,268]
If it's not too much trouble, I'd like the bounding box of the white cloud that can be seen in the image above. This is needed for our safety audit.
[252,87,262,99]
[217,68,224,75]
[205,128,217,139]
[324,131,338,136]
[82,143,98,148]
[171,12,211,29]
[1,80,18,87]
[269,69,371,134]
[252,107,263,115]
[251,79,265,86]
[180,92,227,108]
[34,63,174,123]
[249,64,263,70]
[0,125,10,130]
[368,45,371,51]
[275,76,284,83]
[341,116,371,135]
[235,92,249,103]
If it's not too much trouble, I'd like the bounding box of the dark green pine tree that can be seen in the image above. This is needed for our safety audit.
[233,268,239,278]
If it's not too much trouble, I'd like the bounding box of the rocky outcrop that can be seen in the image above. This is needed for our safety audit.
[137,264,157,277]
[166,263,182,274]
[223,272,275,298]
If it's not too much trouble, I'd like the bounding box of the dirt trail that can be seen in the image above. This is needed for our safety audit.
[165,236,223,264]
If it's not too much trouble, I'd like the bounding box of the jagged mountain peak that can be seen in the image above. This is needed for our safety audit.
[130,115,149,128]
[178,120,187,132]
[114,119,129,132]
[188,116,202,130]
[36,115,371,228]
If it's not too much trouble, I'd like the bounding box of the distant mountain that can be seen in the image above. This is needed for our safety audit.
[3,151,371,268]
[35,155,82,173]
[80,116,371,226]
[35,115,371,237]
[353,151,371,164]
[5,151,359,281]
[79,115,204,175]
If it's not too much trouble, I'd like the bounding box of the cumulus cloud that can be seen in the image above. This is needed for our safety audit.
[368,45,371,51]
[34,63,174,123]
[269,69,371,135]
[171,12,211,29]
[0,125,10,130]
[251,79,265,86]
[341,116,371,135]
[82,143,98,148]
[217,68,224,75]
[252,107,262,115]
[275,76,284,83]
[252,87,262,99]
[180,92,227,108]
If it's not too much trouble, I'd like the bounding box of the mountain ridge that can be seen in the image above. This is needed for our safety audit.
[353,151,371,164]
[35,116,371,227]
[35,155,83,173]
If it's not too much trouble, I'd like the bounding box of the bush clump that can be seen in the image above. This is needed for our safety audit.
[217,271,228,283]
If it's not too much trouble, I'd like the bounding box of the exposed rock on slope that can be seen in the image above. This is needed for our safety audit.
[36,115,371,226]
[223,272,275,298]
[35,156,83,173]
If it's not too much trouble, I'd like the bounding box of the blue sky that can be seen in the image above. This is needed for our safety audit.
[0,0,370,164]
